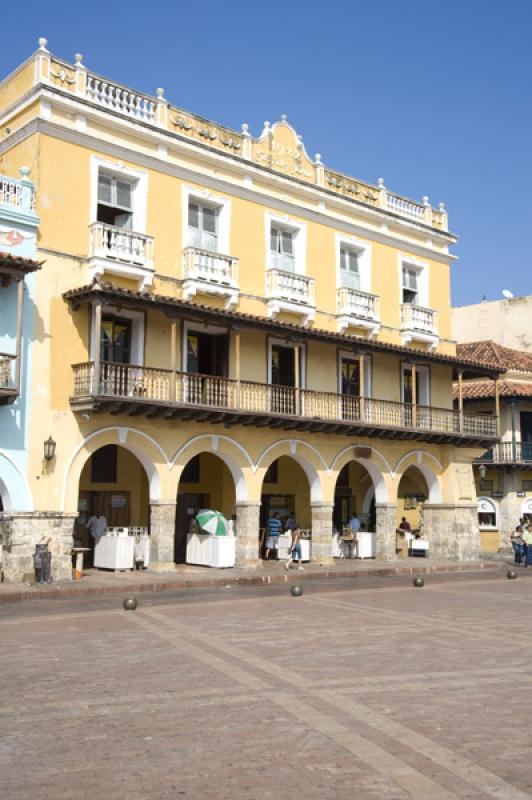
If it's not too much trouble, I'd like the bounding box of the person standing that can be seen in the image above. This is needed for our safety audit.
[86,512,108,546]
[285,515,303,571]
[511,524,525,565]
[523,525,532,568]
[265,512,282,560]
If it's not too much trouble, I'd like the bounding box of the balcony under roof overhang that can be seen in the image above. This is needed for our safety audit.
[63,280,504,380]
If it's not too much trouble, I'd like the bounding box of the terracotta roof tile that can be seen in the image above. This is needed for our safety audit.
[0,251,42,274]
[453,379,532,400]
[456,341,532,373]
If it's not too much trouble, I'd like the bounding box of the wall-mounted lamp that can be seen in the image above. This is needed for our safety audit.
[43,436,57,462]
[478,463,487,480]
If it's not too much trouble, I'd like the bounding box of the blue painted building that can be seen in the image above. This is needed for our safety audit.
[0,169,40,519]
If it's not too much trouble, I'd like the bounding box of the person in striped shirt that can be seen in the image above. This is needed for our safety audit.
[265,512,282,560]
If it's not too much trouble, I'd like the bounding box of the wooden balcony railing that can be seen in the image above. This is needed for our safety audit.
[0,353,16,392]
[477,441,532,464]
[71,361,498,439]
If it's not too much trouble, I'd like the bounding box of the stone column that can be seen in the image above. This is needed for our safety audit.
[149,502,177,571]
[375,503,397,561]
[423,504,480,561]
[235,502,260,568]
[311,503,334,564]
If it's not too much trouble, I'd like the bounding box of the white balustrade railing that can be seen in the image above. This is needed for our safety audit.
[386,192,425,221]
[85,74,156,123]
[337,287,380,320]
[266,268,315,307]
[71,362,498,438]
[183,247,238,287]
[89,223,154,267]
[0,173,35,212]
[400,304,438,334]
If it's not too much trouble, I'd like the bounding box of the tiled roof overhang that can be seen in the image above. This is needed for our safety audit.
[0,251,43,283]
[64,280,503,378]
[454,379,532,401]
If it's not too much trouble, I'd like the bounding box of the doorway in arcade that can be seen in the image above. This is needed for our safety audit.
[396,465,429,558]
[174,453,236,564]
[259,456,311,559]
[333,461,376,533]
[75,445,149,566]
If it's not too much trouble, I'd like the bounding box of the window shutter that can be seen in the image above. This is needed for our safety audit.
[270,227,280,253]
[116,180,132,210]
[98,174,113,204]
[188,202,199,228]
[202,206,217,234]
[281,230,293,255]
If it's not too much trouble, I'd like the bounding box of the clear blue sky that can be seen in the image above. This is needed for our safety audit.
[2,0,530,306]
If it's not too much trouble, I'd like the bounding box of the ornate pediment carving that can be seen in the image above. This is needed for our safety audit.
[252,116,316,183]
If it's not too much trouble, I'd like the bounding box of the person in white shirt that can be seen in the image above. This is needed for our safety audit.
[86,513,108,544]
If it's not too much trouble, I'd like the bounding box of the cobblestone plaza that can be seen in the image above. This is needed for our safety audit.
[1,569,531,799]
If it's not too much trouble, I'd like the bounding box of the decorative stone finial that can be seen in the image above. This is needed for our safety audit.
[422,195,430,206]
[19,166,31,178]
[74,53,84,66]
[38,37,48,51]
[156,87,165,99]
[241,123,249,135]
[264,120,271,129]
[280,114,288,123]
[315,153,322,165]
[439,201,446,211]
[377,177,385,189]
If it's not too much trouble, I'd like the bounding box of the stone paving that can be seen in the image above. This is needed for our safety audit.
[0,556,500,603]
[1,568,531,799]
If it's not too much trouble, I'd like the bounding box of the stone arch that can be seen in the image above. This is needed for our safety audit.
[0,450,33,512]
[331,446,389,505]
[394,451,442,504]
[62,427,165,512]
[255,439,325,503]
[171,435,251,503]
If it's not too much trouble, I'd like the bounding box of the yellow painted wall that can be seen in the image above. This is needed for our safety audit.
[179,453,235,518]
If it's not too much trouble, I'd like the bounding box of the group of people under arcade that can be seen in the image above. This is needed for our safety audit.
[511,519,532,567]
[265,512,304,570]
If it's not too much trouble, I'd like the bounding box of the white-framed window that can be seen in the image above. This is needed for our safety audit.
[182,186,231,255]
[340,247,360,290]
[477,497,498,530]
[402,265,419,305]
[270,226,295,272]
[336,235,372,293]
[338,350,372,397]
[401,363,430,406]
[188,200,219,251]
[398,254,429,307]
[97,173,134,230]
[90,156,148,232]
[90,304,145,366]
[266,213,307,275]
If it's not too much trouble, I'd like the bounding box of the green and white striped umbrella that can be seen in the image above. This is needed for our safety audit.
[196,509,228,536]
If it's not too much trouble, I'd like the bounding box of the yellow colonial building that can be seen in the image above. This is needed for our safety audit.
[0,39,502,581]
